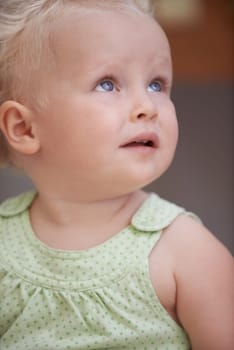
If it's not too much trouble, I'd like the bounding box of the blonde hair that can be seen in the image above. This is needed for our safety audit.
[0,0,155,166]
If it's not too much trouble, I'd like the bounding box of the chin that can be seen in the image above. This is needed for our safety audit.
[117,173,161,196]
[129,161,172,190]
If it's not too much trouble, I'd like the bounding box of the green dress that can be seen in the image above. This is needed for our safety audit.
[0,192,192,349]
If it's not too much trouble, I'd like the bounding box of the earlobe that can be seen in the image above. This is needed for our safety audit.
[0,100,40,155]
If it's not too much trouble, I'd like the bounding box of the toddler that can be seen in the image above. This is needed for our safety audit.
[0,1,233,349]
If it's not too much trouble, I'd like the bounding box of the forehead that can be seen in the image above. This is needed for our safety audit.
[51,8,171,73]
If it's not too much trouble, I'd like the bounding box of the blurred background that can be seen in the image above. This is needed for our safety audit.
[0,0,233,252]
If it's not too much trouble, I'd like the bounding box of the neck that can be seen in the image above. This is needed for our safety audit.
[29,190,147,250]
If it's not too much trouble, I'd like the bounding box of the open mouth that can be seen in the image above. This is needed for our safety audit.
[123,140,155,147]
[121,133,159,149]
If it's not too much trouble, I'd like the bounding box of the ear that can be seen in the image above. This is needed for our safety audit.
[0,100,40,156]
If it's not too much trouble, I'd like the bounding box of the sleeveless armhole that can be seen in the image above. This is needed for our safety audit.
[130,194,199,344]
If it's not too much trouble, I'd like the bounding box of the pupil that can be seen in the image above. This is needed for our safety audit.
[152,82,160,91]
[102,81,113,91]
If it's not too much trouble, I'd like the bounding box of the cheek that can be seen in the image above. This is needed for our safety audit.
[75,103,123,146]
[43,112,119,167]
[36,90,124,164]
[170,114,179,146]
[161,101,179,142]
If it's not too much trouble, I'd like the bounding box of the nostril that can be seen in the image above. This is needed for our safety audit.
[137,112,157,120]
[130,105,157,122]
[137,113,146,119]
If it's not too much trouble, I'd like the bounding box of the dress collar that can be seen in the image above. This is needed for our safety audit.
[0,191,185,232]
[0,191,36,217]
[131,193,185,231]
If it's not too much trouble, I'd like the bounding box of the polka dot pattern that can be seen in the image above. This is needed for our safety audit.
[0,192,192,349]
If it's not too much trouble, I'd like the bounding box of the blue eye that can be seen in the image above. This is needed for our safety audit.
[96,80,115,92]
[148,81,162,92]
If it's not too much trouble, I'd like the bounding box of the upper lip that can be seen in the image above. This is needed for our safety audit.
[120,132,159,148]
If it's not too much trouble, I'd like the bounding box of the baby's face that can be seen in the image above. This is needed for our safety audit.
[33,8,178,200]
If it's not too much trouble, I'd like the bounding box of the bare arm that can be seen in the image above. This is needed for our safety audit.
[171,215,234,349]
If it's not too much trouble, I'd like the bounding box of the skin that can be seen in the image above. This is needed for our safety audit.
[0,7,233,349]
[27,10,177,202]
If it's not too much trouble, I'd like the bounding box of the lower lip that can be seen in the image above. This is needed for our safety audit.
[121,145,157,155]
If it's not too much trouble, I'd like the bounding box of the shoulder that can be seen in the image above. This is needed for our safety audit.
[163,214,233,272]
[161,213,231,257]
[162,215,234,349]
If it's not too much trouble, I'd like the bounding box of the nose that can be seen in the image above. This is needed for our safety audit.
[129,92,158,122]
